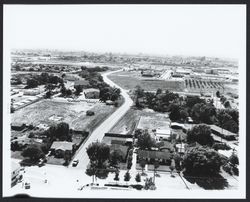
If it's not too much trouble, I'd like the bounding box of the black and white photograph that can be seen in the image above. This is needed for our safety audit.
[2,4,246,198]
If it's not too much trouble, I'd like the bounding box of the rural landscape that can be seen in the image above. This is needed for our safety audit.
[9,49,240,195]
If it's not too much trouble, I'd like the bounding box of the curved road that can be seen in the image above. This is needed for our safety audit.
[70,69,133,169]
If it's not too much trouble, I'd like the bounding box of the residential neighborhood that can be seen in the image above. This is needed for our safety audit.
[3,4,245,199]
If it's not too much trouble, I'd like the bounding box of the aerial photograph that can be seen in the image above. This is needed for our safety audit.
[3,4,246,199]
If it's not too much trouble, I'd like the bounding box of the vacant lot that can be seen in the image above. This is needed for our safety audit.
[109,108,169,134]
[12,99,116,132]
[108,71,184,91]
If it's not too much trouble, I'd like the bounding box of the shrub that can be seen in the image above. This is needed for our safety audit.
[135,173,141,182]
[124,172,131,181]
[114,172,119,181]
[127,160,132,170]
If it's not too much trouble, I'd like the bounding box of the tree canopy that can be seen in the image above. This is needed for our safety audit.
[187,124,214,146]
[22,145,45,162]
[137,130,156,150]
[183,146,226,175]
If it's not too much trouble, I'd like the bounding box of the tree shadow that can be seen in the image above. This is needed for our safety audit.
[183,172,229,190]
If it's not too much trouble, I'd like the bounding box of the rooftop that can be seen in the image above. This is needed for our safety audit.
[50,141,75,151]
[138,149,171,160]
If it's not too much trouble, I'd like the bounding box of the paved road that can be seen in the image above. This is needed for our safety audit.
[70,69,133,169]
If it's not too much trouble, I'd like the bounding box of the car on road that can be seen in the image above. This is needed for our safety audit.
[72,159,79,167]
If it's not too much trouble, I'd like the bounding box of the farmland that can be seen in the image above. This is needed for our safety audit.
[11,99,116,132]
[184,78,224,93]
[108,71,184,91]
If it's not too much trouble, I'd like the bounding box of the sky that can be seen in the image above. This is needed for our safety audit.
[4,5,246,58]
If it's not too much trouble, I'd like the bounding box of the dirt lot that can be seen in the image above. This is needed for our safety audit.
[12,99,116,132]
[109,108,169,134]
[108,71,184,91]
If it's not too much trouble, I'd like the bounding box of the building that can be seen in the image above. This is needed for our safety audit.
[175,143,187,154]
[50,141,76,158]
[74,80,89,89]
[11,161,21,187]
[137,150,171,165]
[23,89,40,96]
[83,88,100,99]
[210,125,237,141]
[155,129,171,141]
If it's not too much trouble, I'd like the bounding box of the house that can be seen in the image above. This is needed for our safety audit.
[155,128,171,141]
[106,100,114,105]
[74,80,89,89]
[156,141,175,152]
[11,161,21,187]
[210,125,237,141]
[175,143,187,154]
[110,144,129,162]
[84,88,100,99]
[50,141,76,158]
[137,150,171,165]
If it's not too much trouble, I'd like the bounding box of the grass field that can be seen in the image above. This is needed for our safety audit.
[12,99,116,132]
[108,71,184,91]
[109,108,169,134]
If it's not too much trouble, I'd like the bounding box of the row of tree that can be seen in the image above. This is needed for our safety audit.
[26,72,63,88]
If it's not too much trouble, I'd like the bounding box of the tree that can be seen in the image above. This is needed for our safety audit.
[139,159,147,175]
[26,78,39,88]
[124,171,131,182]
[220,96,227,104]
[22,145,45,162]
[183,146,225,176]
[216,91,220,98]
[127,156,133,170]
[135,173,141,182]
[217,110,233,141]
[74,85,82,96]
[47,122,71,141]
[187,124,214,146]
[114,171,120,182]
[45,91,52,99]
[156,88,162,95]
[86,142,110,169]
[229,153,239,166]
[223,120,239,133]
[109,150,122,168]
[180,109,189,122]
[169,104,181,121]
[186,96,205,108]
[224,101,231,108]
[137,130,156,150]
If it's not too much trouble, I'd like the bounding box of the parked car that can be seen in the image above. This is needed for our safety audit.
[72,159,79,167]
[24,182,31,189]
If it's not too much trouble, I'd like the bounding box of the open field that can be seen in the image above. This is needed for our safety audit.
[108,71,184,91]
[12,99,116,132]
[109,108,169,134]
